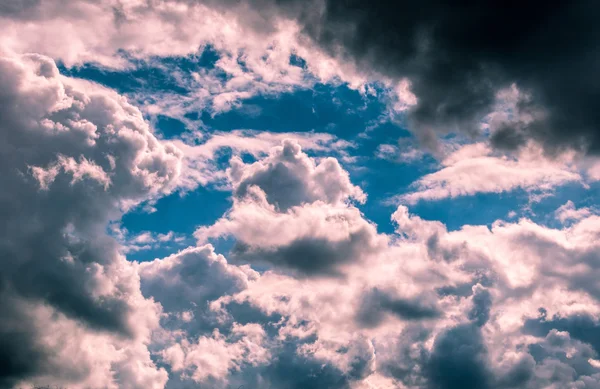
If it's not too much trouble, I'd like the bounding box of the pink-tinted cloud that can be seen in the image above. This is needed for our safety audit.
[400,142,583,204]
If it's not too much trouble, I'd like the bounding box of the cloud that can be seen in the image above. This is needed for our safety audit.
[174,129,354,189]
[226,0,599,156]
[355,287,440,328]
[228,139,365,210]
[138,245,256,317]
[0,0,372,113]
[0,51,182,388]
[6,84,599,387]
[18,128,596,389]
[194,140,381,276]
[3,6,600,387]
[184,149,600,387]
[375,143,425,164]
[555,201,594,224]
[4,0,600,156]
[160,324,270,384]
[109,225,187,253]
[399,142,583,204]
[426,324,491,389]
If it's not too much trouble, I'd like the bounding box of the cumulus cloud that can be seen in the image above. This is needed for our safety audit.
[224,0,600,156]
[174,129,354,189]
[5,78,600,388]
[160,323,270,384]
[3,3,600,388]
[195,140,381,276]
[186,201,600,388]
[0,51,182,388]
[138,245,256,321]
[174,145,600,387]
[228,139,365,209]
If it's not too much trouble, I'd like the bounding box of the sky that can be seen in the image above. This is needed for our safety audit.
[1,1,600,388]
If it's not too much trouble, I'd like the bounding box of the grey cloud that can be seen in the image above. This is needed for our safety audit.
[139,245,252,313]
[524,329,600,388]
[230,139,364,211]
[4,1,599,155]
[199,0,600,156]
[139,245,256,338]
[524,310,600,355]
[426,324,492,389]
[0,52,179,387]
[468,285,493,327]
[246,337,374,389]
[231,226,378,277]
[356,287,440,328]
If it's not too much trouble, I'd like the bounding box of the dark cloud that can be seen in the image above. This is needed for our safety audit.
[210,0,600,155]
[524,309,600,354]
[231,228,376,277]
[525,329,600,388]
[255,339,364,389]
[315,0,598,155]
[468,286,492,327]
[356,287,440,328]
[495,356,535,389]
[0,296,48,388]
[426,324,491,389]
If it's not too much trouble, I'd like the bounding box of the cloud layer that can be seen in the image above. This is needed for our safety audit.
[2,2,600,388]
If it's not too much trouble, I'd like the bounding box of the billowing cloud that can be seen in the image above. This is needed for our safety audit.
[185,201,600,388]
[0,51,181,388]
[3,0,599,156]
[227,0,599,156]
[195,140,381,276]
[174,130,354,189]
[3,2,600,388]
[555,201,594,224]
[228,139,365,210]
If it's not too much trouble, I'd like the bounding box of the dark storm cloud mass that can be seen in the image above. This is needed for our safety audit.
[4,0,597,154]
[215,0,600,155]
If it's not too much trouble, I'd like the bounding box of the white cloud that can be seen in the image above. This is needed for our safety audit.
[188,199,600,388]
[4,4,600,388]
[173,129,354,189]
[375,143,425,164]
[194,140,379,276]
[400,142,583,204]
[0,51,182,388]
[0,0,376,116]
[109,226,187,253]
[166,144,600,387]
[160,324,270,384]
[555,201,594,224]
